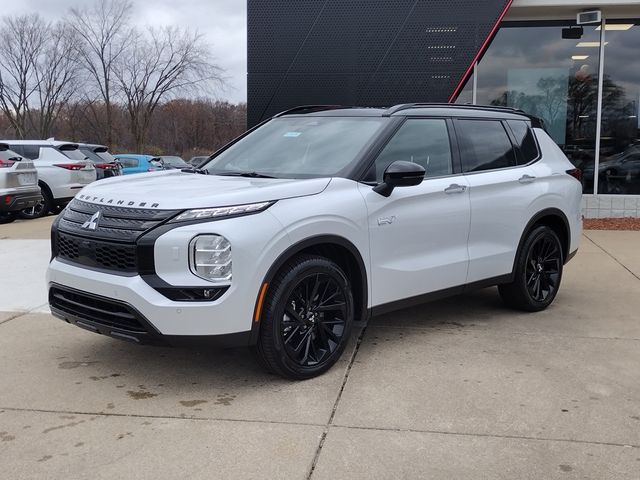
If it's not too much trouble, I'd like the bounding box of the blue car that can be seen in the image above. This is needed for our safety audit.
[113,154,164,175]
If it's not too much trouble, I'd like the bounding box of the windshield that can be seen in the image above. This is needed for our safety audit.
[203,117,387,178]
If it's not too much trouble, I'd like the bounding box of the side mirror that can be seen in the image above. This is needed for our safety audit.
[373,160,425,197]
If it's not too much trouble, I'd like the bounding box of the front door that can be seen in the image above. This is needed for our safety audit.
[359,118,471,308]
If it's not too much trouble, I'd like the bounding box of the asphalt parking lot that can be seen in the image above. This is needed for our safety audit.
[1,216,639,479]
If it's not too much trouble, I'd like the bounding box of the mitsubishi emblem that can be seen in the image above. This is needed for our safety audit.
[82,211,101,231]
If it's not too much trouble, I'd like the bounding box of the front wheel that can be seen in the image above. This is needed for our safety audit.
[254,254,354,380]
[499,226,563,312]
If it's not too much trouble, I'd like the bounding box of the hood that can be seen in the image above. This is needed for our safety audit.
[75,170,331,210]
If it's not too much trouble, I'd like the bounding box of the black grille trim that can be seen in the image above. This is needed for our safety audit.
[49,286,150,334]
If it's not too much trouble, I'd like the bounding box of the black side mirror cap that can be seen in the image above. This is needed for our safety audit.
[373,160,425,197]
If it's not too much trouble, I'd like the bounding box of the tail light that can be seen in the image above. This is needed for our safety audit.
[54,163,86,170]
[566,168,582,181]
[0,159,15,168]
[95,163,118,170]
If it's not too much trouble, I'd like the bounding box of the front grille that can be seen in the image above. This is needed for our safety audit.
[54,198,180,274]
[58,199,178,242]
[50,287,147,333]
[57,231,137,272]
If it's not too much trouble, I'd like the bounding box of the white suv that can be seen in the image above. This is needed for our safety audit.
[47,104,582,379]
[0,144,42,224]
[2,140,97,218]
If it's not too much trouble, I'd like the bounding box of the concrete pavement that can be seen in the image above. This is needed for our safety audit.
[1,217,639,479]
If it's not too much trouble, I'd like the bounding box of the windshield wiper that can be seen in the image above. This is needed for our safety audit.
[180,167,209,175]
[215,171,277,179]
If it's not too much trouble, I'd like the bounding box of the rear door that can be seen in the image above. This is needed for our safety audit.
[455,118,542,283]
[360,118,471,308]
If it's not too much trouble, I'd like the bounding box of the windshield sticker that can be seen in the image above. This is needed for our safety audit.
[284,131,302,138]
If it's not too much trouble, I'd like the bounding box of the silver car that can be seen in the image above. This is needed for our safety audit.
[0,144,42,224]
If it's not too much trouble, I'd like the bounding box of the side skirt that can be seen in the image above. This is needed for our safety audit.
[369,274,514,317]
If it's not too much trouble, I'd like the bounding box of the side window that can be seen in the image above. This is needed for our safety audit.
[457,120,517,172]
[507,120,539,164]
[15,145,42,159]
[118,157,139,168]
[367,119,453,182]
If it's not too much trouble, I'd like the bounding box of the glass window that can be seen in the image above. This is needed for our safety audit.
[118,157,139,168]
[58,147,88,161]
[204,117,386,179]
[508,120,539,164]
[457,120,516,172]
[10,145,41,159]
[0,148,22,161]
[458,22,602,192]
[366,119,452,182]
[597,20,640,195]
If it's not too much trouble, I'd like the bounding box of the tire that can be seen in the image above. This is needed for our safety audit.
[19,186,52,220]
[253,254,354,380]
[0,211,17,224]
[498,225,563,312]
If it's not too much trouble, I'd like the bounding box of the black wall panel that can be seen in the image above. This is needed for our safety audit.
[247,0,512,126]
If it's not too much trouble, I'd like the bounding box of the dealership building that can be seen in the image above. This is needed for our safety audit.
[248,0,640,217]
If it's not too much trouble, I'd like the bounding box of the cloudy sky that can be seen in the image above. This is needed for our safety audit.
[0,0,248,103]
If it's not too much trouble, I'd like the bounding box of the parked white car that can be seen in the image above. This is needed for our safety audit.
[47,104,582,379]
[0,143,42,224]
[1,140,97,218]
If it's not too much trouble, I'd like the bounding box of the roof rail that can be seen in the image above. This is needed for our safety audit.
[383,103,528,116]
[273,105,346,117]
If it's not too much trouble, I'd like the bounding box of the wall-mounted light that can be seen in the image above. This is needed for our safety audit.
[596,24,633,31]
[576,41,608,47]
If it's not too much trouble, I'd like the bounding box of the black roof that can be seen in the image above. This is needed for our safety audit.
[275,103,544,128]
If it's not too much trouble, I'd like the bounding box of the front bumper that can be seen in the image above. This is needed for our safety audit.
[49,284,250,347]
[0,187,43,212]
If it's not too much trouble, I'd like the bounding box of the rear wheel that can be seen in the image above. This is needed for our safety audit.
[19,187,52,220]
[498,225,563,312]
[0,211,18,224]
[254,254,354,380]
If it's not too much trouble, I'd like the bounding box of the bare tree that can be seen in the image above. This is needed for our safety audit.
[0,14,46,138]
[70,0,132,147]
[32,22,82,138]
[114,26,223,151]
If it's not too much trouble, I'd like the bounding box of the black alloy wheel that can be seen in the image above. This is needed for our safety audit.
[499,225,563,312]
[254,254,354,380]
[281,272,348,368]
[524,233,561,302]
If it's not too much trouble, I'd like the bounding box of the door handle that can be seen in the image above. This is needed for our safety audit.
[444,183,467,194]
[518,174,536,184]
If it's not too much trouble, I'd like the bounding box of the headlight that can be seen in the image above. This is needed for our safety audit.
[190,235,232,283]
[172,201,274,222]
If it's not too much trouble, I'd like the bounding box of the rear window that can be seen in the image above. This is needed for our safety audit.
[0,149,23,161]
[508,120,539,164]
[79,147,103,163]
[457,119,517,172]
[161,156,188,167]
[58,146,88,161]
[96,151,116,163]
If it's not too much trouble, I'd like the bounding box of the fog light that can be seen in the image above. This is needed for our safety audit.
[189,235,232,282]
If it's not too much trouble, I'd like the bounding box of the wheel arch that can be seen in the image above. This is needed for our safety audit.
[515,208,571,271]
[250,235,368,345]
